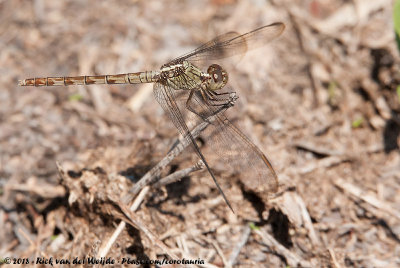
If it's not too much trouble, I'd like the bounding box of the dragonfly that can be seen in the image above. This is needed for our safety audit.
[19,22,285,211]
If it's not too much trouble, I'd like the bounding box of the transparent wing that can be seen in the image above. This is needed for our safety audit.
[153,82,191,138]
[154,78,278,198]
[153,82,234,210]
[171,22,285,63]
[185,88,278,195]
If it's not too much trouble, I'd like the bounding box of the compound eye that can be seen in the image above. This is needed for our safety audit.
[207,64,224,82]
[206,64,228,90]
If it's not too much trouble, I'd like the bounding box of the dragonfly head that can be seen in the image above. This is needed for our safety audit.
[207,64,228,91]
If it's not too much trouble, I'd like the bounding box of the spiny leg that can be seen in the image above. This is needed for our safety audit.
[201,89,237,107]
[185,88,235,124]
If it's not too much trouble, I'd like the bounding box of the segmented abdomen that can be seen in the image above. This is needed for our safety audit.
[18,71,160,86]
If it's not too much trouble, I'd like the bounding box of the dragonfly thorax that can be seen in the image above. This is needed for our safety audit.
[160,61,228,92]
[160,61,201,91]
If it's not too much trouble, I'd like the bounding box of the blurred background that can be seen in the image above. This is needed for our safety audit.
[1,0,399,266]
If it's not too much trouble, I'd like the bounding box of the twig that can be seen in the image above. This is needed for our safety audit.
[298,156,349,174]
[8,182,66,199]
[97,186,150,258]
[18,227,49,259]
[255,228,311,267]
[334,178,400,221]
[117,201,179,259]
[176,235,220,268]
[328,248,342,268]
[293,141,344,157]
[227,224,251,267]
[176,234,190,255]
[99,104,232,259]
[122,103,232,204]
[153,160,204,188]
[211,240,228,268]
[294,194,321,247]
[274,192,321,247]
[129,185,151,211]
[288,12,319,107]
[201,235,229,268]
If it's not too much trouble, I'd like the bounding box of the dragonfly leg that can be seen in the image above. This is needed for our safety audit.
[185,88,238,124]
[185,89,220,123]
[209,90,237,102]
[209,90,233,96]
[203,89,237,106]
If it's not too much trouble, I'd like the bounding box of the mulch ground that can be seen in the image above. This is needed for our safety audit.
[1,0,399,267]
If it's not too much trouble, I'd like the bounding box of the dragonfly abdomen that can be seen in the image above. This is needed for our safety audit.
[18,71,160,87]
